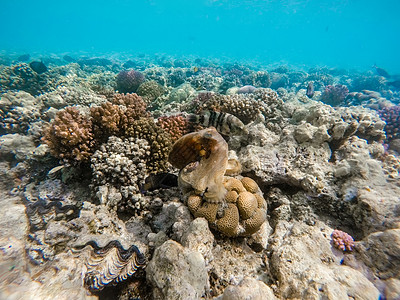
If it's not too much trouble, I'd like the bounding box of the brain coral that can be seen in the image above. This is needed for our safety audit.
[42,107,95,162]
[136,80,166,104]
[116,70,145,93]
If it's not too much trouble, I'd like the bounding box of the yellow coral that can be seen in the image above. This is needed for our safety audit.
[224,177,246,193]
[187,194,202,214]
[243,208,266,235]
[241,177,259,194]
[237,191,258,220]
[225,190,238,203]
[255,194,266,209]
[194,202,219,223]
[216,203,240,237]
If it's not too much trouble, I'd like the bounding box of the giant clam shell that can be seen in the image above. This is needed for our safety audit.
[72,240,146,291]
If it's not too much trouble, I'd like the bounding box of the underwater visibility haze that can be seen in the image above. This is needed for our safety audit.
[0,1,400,299]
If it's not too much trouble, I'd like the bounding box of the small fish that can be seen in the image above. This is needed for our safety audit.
[193,66,199,73]
[48,165,64,175]
[306,81,314,98]
[140,173,178,193]
[187,111,247,136]
[29,61,47,74]
[372,64,391,78]
[17,54,30,62]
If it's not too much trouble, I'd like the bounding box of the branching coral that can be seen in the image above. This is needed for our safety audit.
[90,93,148,140]
[42,107,95,162]
[126,118,172,174]
[378,105,400,141]
[331,229,355,252]
[157,115,190,143]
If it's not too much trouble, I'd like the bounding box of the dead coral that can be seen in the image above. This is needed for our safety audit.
[42,107,95,162]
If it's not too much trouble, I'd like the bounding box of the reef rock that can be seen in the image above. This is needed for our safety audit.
[146,239,209,300]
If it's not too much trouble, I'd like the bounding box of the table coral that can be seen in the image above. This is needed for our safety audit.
[42,107,95,162]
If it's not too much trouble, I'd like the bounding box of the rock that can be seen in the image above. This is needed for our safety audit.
[181,218,215,266]
[221,277,276,300]
[269,221,380,299]
[0,133,36,161]
[146,240,209,300]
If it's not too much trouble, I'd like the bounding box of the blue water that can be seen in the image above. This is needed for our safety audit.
[1,0,400,72]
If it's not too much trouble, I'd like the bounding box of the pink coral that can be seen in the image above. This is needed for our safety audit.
[331,229,355,252]
[378,105,400,141]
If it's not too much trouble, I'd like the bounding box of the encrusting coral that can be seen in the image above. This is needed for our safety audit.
[42,106,95,162]
[169,127,267,237]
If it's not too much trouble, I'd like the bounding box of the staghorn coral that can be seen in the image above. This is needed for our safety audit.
[320,84,349,106]
[331,229,355,252]
[157,114,190,143]
[378,105,400,141]
[116,69,145,93]
[169,128,267,237]
[42,107,95,162]
[126,117,172,174]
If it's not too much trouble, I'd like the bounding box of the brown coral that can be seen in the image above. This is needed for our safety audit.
[243,208,266,235]
[157,115,190,143]
[241,177,259,194]
[42,107,95,162]
[194,202,219,223]
[136,80,166,103]
[216,203,240,237]
[90,93,149,141]
[126,117,172,174]
[237,191,258,220]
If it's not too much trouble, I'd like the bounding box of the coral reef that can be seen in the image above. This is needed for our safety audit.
[136,80,166,103]
[331,229,355,252]
[0,91,44,134]
[320,84,349,106]
[91,136,150,211]
[157,114,190,143]
[169,128,267,237]
[42,106,95,162]
[116,70,146,93]
[378,105,400,141]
